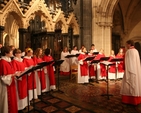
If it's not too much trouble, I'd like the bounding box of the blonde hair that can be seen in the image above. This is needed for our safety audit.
[25,48,33,56]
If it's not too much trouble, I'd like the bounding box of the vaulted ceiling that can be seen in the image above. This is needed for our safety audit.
[113,0,141,35]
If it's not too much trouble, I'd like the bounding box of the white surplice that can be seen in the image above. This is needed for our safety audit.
[120,48,141,96]
[70,50,79,65]
[60,51,70,73]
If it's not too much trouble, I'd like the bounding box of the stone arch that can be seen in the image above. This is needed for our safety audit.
[130,36,141,43]
[68,14,79,35]
[100,0,118,17]
[4,35,10,46]
[55,14,67,33]
[25,10,53,31]
[98,0,118,25]
[2,11,23,28]
[24,0,53,30]
[1,0,24,28]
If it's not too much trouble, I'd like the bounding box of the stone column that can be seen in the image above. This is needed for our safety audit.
[19,28,27,52]
[92,0,112,56]
[0,26,4,44]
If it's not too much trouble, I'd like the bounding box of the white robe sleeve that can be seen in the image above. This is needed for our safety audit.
[79,60,83,65]
[1,75,13,86]
[44,67,47,74]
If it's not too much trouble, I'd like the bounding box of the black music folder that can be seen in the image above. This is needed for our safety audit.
[91,59,100,64]
[100,57,110,61]
[65,54,76,58]
[65,54,80,58]
[53,60,64,66]
[93,52,99,55]
[38,60,54,67]
[84,56,95,61]
[110,58,123,62]
[16,66,33,79]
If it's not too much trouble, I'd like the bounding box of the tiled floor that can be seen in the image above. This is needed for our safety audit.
[22,76,141,113]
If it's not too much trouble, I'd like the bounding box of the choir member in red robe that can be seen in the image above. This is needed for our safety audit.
[78,47,89,83]
[23,48,37,101]
[11,49,28,110]
[0,46,20,113]
[116,48,125,72]
[42,48,56,90]
[95,49,107,79]
[33,48,47,95]
[88,49,96,79]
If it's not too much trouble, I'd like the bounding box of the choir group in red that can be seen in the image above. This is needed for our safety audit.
[0,47,56,113]
[0,40,141,113]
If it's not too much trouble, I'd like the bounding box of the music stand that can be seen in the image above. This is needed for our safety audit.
[16,66,34,112]
[53,60,64,93]
[38,60,55,94]
[84,56,95,61]
[110,58,123,81]
[100,61,115,100]
[91,59,100,83]
[38,60,54,67]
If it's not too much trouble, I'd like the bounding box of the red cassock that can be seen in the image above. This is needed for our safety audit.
[78,53,88,76]
[23,58,36,89]
[32,57,46,90]
[88,54,96,77]
[11,60,27,99]
[42,55,56,86]
[95,54,107,77]
[0,59,18,113]
[116,54,124,72]
[108,56,116,73]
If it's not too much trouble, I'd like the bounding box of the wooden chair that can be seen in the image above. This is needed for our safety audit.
[70,64,78,83]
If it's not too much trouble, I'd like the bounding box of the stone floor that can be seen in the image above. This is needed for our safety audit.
[21,76,141,113]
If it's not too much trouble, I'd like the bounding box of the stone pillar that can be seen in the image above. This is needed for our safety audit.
[19,28,27,52]
[72,0,93,50]
[92,0,112,56]
[0,26,4,44]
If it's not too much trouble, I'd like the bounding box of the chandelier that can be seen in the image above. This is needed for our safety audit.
[46,0,77,19]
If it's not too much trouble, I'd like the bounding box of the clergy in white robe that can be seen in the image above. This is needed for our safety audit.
[60,47,70,76]
[120,40,141,105]
[70,46,79,65]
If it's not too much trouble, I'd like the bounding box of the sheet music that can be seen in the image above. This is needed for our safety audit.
[101,61,114,66]
[18,66,33,78]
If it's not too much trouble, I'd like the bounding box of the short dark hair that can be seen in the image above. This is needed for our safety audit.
[126,40,134,46]
[73,45,77,49]
[91,44,95,46]
[13,49,21,56]
[1,46,12,56]
[44,48,50,56]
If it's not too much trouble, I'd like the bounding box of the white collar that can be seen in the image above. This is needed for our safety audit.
[24,56,31,59]
[81,52,85,55]
[13,57,23,62]
[1,56,11,62]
